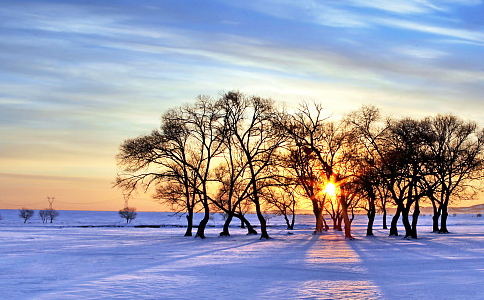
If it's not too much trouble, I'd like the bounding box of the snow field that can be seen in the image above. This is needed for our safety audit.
[1,210,483,299]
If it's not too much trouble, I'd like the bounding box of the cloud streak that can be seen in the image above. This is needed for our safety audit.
[1,0,484,209]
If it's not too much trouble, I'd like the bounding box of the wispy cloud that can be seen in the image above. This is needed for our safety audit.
[1,0,484,209]
[375,17,484,44]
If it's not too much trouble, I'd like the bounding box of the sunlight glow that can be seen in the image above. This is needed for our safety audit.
[323,182,338,197]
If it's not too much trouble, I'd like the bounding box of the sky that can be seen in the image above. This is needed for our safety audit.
[1,0,484,211]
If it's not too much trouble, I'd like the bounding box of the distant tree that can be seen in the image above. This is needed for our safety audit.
[19,208,34,223]
[48,209,59,223]
[39,209,49,223]
[119,207,137,223]
[39,209,59,224]
[263,184,298,230]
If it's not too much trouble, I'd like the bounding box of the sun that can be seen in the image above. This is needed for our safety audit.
[323,182,337,197]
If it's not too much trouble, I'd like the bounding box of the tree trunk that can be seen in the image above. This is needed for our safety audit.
[439,203,450,234]
[410,200,420,239]
[340,196,353,239]
[401,204,413,239]
[323,216,329,231]
[254,200,269,239]
[184,209,194,237]
[236,213,257,234]
[431,199,440,233]
[284,213,293,230]
[336,214,343,231]
[281,206,293,230]
[315,201,325,234]
[432,208,441,233]
[389,206,401,236]
[220,213,233,236]
[367,206,375,236]
[382,205,388,230]
[195,203,210,239]
[332,215,338,230]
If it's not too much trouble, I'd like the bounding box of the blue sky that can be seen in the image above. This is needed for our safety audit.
[1,0,484,210]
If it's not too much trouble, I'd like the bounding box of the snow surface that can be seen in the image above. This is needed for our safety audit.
[1,210,484,300]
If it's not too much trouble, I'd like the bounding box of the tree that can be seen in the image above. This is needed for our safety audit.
[47,209,59,223]
[40,209,59,223]
[218,92,286,239]
[117,108,199,236]
[424,115,484,233]
[119,207,137,223]
[19,208,34,223]
[275,102,357,239]
[212,163,257,236]
[39,209,49,223]
[348,106,434,239]
[116,96,225,238]
[263,183,298,230]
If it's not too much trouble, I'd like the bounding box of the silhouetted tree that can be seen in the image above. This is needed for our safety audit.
[119,207,137,223]
[39,209,59,224]
[423,115,484,233]
[219,92,286,239]
[212,163,257,236]
[116,96,225,238]
[275,102,357,239]
[19,208,34,223]
[348,106,434,239]
[263,183,298,230]
[39,209,49,223]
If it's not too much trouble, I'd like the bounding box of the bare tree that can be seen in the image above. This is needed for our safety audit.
[117,112,199,235]
[348,106,437,239]
[263,183,298,230]
[116,96,223,238]
[218,92,286,239]
[119,207,137,223]
[39,209,49,223]
[275,102,357,239]
[212,163,257,236]
[19,208,34,223]
[423,115,484,233]
[47,209,59,223]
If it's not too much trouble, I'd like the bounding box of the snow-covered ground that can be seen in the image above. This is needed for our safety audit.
[1,210,484,300]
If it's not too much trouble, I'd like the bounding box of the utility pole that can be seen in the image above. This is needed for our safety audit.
[47,196,55,210]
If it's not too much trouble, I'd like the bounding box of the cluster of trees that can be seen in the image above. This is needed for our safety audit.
[19,208,59,223]
[116,92,484,239]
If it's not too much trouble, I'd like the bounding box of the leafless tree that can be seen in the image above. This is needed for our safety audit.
[39,209,59,223]
[116,96,225,238]
[39,209,49,223]
[348,106,435,239]
[262,182,298,230]
[423,115,484,233]
[212,163,257,236]
[218,92,286,239]
[119,207,137,223]
[19,208,34,223]
[274,102,357,239]
[47,209,59,223]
